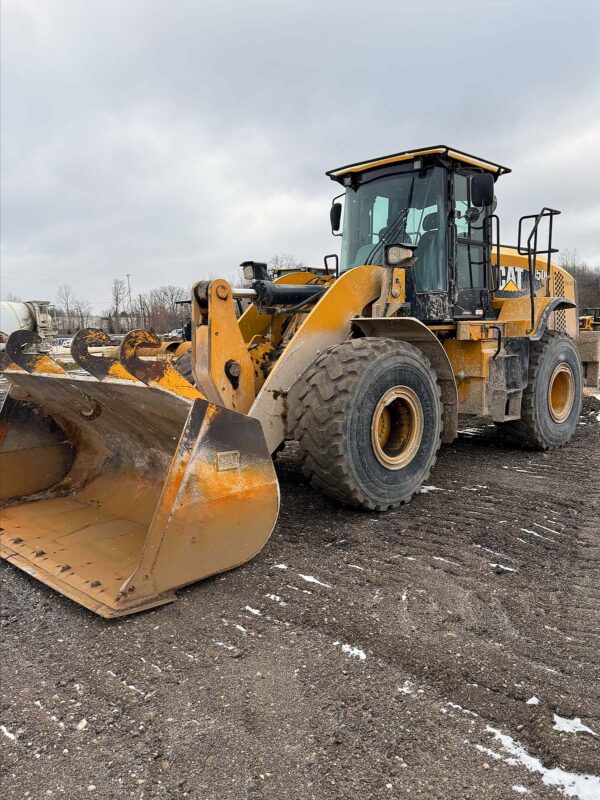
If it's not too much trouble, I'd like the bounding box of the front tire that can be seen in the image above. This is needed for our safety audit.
[500,331,582,449]
[294,338,443,511]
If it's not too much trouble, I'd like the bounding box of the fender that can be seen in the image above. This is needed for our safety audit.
[351,316,459,444]
[250,265,384,453]
[531,297,577,341]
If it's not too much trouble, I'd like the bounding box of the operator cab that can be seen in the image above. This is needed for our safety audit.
[327,146,510,322]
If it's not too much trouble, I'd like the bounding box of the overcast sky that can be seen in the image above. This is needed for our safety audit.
[2,0,599,311]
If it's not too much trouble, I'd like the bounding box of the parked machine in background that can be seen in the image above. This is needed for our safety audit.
[580,308,600,332]
[0,300,57,351]
[1,145,599,618]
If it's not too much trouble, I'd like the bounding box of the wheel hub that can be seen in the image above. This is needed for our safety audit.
[371,386,424,470]
[548,362,575,423]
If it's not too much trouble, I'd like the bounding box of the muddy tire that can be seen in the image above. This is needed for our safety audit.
[175,350,193,383]
[500,331,582,449]
[294,337,443,511]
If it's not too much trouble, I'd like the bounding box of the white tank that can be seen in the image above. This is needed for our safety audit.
[0,300,57,348]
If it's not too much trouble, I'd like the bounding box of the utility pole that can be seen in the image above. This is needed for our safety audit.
[126,273,133,326]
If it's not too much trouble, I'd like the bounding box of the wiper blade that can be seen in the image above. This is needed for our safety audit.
[364,207,409,265]
[364,174,416,266]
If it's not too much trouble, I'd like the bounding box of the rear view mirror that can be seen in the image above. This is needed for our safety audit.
[330,202,342,233]
[471,173,495,208]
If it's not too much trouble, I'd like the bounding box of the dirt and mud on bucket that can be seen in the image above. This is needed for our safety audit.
[0,328,279,617]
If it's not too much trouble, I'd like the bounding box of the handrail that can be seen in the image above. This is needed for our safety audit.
[488,213,501,291]
[517,207,560,333]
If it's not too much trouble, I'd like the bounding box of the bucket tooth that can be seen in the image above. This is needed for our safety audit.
[5,330,66,375]
[120,329,202,400]
[71,328,139,382]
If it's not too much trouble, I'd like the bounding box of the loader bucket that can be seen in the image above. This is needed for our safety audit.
[0,329,279,617]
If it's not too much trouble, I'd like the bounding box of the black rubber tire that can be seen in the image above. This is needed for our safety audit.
[175,350,193,383]
[294,337,443,511]
[499,331,582,450]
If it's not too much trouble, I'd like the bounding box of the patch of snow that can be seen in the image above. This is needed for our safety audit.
[298,574,331,588]
[286,584,312,595]
[475,743,503,760]
[244,606,262,616]
[474,544,512,559]
[0,725,16,742]
[235,624,247,633]
[432,556,460,566]
[398,680,413,694]
[420,485,445,493]
[213,641,235,651]
[512,786,529,794]
[447,701,479,717]
[485,725,600,800]
[490,562,516,573]
[106,670,148,697]
[34,699,65,728]
[521,528,556,543]
[333,641,366,661]
[526,696,539,706]
[553,715,598,737]
[265,593,287,606]
[533,522,562,536]
[347,564,364,571]
[273,563,288,570]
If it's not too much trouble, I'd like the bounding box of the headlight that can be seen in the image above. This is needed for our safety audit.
[384,243,417,266]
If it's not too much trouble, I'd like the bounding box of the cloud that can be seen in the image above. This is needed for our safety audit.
[2,0,599,308]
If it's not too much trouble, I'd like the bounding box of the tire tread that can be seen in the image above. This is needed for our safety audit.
[294,338,443,511]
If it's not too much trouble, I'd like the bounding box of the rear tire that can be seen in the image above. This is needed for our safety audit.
[500,331,582,449]
[294,338,443,511]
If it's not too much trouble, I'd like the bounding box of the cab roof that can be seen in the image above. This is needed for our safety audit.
[327,145,511,182]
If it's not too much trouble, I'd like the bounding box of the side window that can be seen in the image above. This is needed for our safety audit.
[454,174,469,237]
[454,172,486,289]
[454,173,484,242]
[371,196,389,240]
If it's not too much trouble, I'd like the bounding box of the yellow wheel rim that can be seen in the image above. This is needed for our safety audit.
[371,386,424,470]
[548,362,575,423]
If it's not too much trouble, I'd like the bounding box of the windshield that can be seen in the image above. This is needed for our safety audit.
[339,166,447,293]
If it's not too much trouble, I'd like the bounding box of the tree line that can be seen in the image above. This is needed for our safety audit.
[52,255,305,335]
[54,279,189,335]
[42,251,600,336]
[558,251,600,309]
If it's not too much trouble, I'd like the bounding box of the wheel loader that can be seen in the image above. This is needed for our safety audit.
[1,145,593,618]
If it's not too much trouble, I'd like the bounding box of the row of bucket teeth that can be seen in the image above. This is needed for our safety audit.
[0,327,201,400]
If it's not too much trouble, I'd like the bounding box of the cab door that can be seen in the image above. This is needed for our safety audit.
[452,171,491,318]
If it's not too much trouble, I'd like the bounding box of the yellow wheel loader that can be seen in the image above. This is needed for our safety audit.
[0,145,591,617]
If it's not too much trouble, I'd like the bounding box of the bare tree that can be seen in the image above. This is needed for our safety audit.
[559,250,600,309]
[4,292,22,302]
[110,278,128,332]
[125,286,188,333]
[56,284,75,333]
[268,254,305,274]
[73,298,91,330]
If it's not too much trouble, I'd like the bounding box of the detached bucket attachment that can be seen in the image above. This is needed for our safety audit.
[0,329,279,617]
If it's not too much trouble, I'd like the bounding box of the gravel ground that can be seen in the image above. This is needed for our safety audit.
[1,394,599,800]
